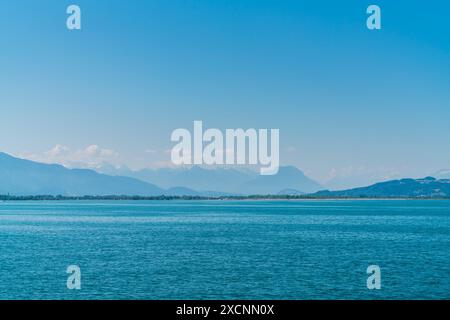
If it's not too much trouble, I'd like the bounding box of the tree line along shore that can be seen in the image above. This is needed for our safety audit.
[1,195,450,201]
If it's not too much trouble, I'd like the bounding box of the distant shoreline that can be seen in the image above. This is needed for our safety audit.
[1,195,450,201]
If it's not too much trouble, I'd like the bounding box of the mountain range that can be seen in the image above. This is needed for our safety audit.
[315,177,450,198]
[0,152,322,196]
[95,163,322,195]
[2,152,450,198]
[0,152,165,196]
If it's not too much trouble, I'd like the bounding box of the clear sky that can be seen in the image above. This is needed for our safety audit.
[0,0,449,186]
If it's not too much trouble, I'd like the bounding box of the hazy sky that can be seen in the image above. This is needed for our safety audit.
[0,0,449,185]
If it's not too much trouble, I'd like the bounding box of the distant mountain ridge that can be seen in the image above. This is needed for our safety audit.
[3,151,447,198]
[433,169,450,180]
[315,177,450,198]
[96,164,322,195]
[0,152,322,196]
[0,152,166,196]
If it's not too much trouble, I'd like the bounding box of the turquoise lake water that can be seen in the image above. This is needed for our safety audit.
[0,200,449,300]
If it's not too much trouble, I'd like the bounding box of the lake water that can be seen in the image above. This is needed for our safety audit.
[0,200,449,300]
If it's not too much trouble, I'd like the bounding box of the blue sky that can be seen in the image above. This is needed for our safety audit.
[0,0,449,186]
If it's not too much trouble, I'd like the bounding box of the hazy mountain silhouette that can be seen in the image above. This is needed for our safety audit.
[432,169,450,180]
[97,165,256,192]
[0,152,166,196]
[237,166,322,195]
[12,152,447,197]
[96,164,322,195]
